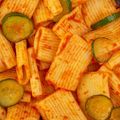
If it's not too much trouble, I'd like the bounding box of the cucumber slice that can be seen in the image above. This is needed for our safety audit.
[53,0,71,22]
[91,12,120,30]
[92,37,113,63]
[85,95,113,120]
[0,79,24,107]
[2,12,34,42]
[110,107,120,120]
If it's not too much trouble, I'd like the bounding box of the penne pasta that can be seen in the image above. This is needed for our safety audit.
[37,60,50,70]
[46,34,92,91]
[0,68,17,81]
[82,0,119,27]
[36,90,87,120]
[44,0,63,16]
[33,0,54,25]
[28,48,43,97]
[20,92,31,103]
[34,27,60,63]
[16,40,30,85]
[0,31,16,72]
[77,71,110,111]
[0,0,39,23]
[5,103,40,120]
[53,6,89,39]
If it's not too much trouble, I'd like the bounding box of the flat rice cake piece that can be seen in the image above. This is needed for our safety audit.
[0,0,39,24]
[46,34,92,91]
[5,102,40,120]
[83,0,119,28]
[36,90,87,120]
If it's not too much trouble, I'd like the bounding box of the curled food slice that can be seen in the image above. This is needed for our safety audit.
[2,12,34,42]
[0,79,24,107]
[85,95,113,120]
[110,107,120,120]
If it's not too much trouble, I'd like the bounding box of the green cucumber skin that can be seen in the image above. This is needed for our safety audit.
[91,12,120,30]
[2,12,32,25]
[91,40,102,63]
[0,79,24,107]
[67,0,72,11]
[85,95,113,120]
[2,12,34,43]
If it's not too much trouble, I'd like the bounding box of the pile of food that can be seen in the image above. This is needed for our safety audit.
[0,0,120,120]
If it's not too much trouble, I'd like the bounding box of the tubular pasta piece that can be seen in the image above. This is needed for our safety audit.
[16,40,30,85]
[33,0,53,25]
[0,31,16,72]
[77,71,110,111]
[5,103,40,120]
[36,90,87,120]
[82,0,119,28]
[34,27,60,63]
[44,0,63,16]
[53,6,89,39]
[99,66,120,107]
[28,48,43,97]
[46,35,92,91]
[0,0,39,23]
